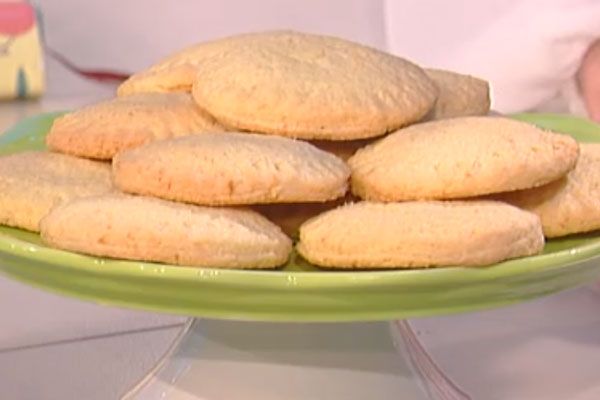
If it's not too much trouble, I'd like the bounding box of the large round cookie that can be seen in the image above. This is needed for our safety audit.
[349,116,579,201]
[40,194,292,269]
[46,93,225,160]
[425,68,491,119]
[117,31,285,97]
[113,132,350,205]
[496,143,600,237]
[191,31,437,140]
[0,151,113,231]
[297,201,544,269]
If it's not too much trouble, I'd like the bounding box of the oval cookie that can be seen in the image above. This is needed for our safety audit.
[425,68,491,119]
[349,117,579,201]
[496,143,600,237]
[117,31,287,97]
[46,93,225,160]
[251,194,355,238]
[309,138,375,161]
[40,194,292,269]
[113,132,350,205]
[0,151,113,231]
[297,201,544,269]
[191,31,437,140]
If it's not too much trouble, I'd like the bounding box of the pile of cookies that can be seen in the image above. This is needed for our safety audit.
[0,30,597,270]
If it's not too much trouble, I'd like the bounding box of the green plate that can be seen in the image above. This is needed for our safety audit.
[1,112,600,322]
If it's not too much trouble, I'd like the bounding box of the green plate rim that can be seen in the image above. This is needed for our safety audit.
[1,228,600,289]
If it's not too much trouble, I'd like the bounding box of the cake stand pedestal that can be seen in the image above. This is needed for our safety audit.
[125,319,463,400]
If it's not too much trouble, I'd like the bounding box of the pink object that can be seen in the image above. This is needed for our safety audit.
[0,2,34,36]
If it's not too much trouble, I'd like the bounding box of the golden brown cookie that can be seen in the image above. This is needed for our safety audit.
[496,143,600,237]
[46,93,225,160]
[425,68,490,119]
[113,132,350,205]
[309,138,375,161]
[251,194,355,237]
[40,194,292,269]
[0,151,113,231]
[297,201,544,269]
[190,31,437,140]
[349,117,579,201]
[117,31,286,96]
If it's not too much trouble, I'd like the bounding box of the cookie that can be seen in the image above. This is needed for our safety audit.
[496,143,600,237]
[0,151,113,231]
[424,69,490,120]
[117,64,197,97]
[251,195,354,237]
[297,201,544,269]
[40,194,292,269]
[117,31,285,97]
[191,31,437,140]
[310,138,375,161]
[113,132,350,205]
[46,93,225,160]
[349,116,579,201]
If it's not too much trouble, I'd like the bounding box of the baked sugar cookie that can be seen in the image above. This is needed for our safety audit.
[113,132,350,205]
[191,31,437,140]
[297,201,544,269]
[118,63,197,97]
[425,69,490,119]
[117,31,286,96]
[310,138,375,161]
[0,151,113,231]
[40,194,292,269]
[349,117,579,201]
[496,143,600,237]
[46,93,225,160]
[251,195,354,237]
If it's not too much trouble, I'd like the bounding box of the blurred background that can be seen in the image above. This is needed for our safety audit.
[4,0,600,115]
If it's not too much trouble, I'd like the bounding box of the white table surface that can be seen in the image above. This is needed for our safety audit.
[411,285,600,400]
